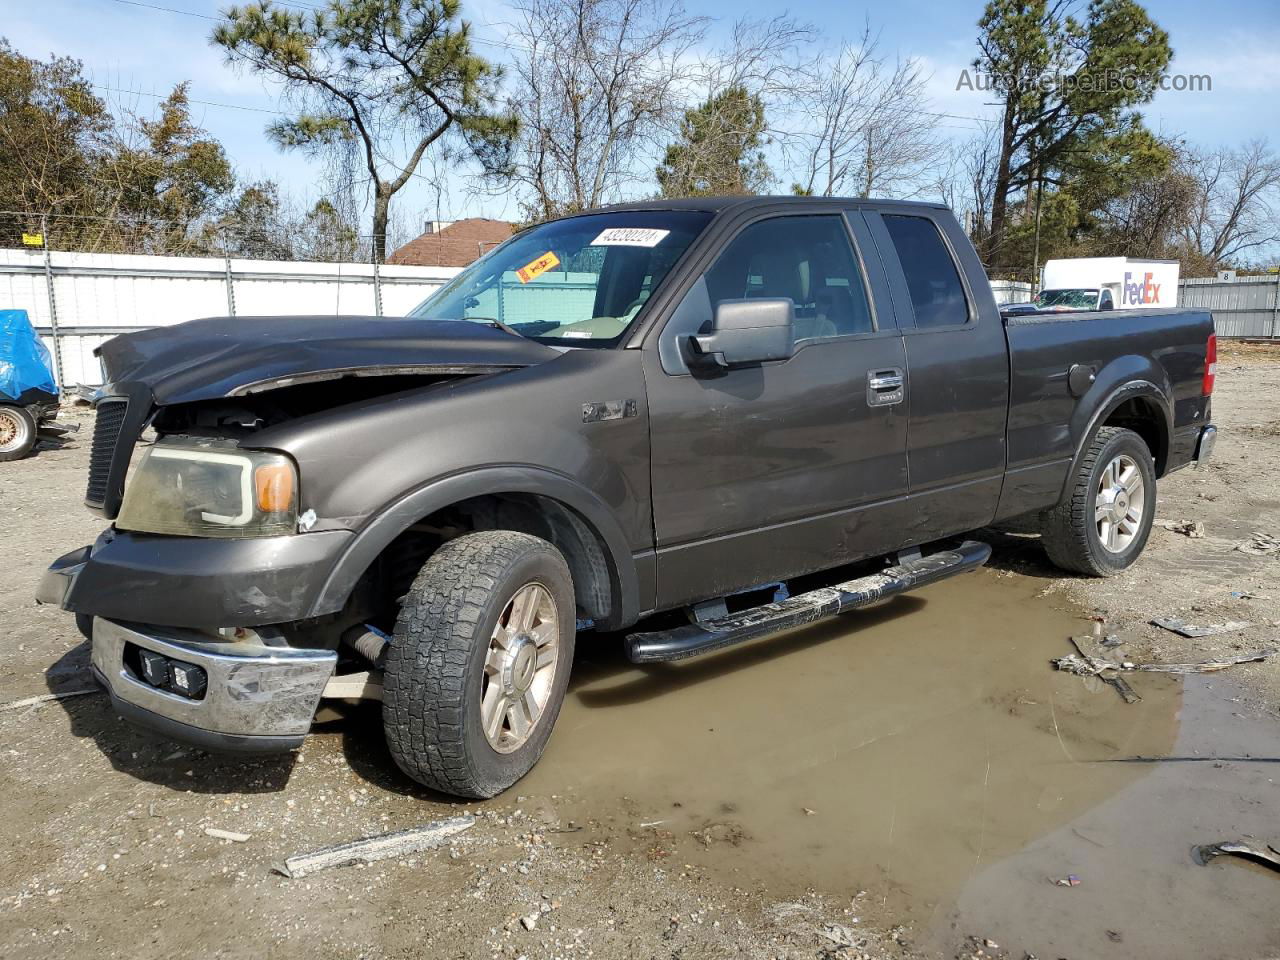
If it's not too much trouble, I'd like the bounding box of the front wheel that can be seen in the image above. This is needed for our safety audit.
[382,531,575,798]
[0,405,37,462]
[1040,426,1156,576]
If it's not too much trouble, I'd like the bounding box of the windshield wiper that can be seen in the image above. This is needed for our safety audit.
[475,317,524,338]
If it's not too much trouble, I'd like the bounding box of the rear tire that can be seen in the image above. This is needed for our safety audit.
[382,531,575,799]
[0,405,37,462]
[1040,426,1156,576]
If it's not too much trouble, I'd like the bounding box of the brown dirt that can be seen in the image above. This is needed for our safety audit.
[2,348,1279,960]
[989,341,1280,710]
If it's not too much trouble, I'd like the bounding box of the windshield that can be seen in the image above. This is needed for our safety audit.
[1035,288,1099,309]
[408,211,712,344]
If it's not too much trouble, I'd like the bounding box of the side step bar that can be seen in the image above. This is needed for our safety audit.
[625,540,992,664]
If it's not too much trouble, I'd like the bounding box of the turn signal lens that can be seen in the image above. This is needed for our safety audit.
[254,462,296,513]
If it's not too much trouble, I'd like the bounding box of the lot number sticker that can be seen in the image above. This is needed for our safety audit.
[590,228,670,247]
[516,250,562,283]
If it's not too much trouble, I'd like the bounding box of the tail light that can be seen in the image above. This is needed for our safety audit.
[1203,334,1217,396]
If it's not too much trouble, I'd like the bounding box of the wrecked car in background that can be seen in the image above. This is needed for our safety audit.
[38,196,1217,798]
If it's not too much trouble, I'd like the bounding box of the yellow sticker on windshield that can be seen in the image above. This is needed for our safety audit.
[516,250,561,283]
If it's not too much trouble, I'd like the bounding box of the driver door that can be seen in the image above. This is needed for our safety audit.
[642,211,910,610]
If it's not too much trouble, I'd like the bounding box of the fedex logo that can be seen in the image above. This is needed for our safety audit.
[1123,271,1163,306]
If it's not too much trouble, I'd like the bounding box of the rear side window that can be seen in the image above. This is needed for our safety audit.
[883,215,969,328]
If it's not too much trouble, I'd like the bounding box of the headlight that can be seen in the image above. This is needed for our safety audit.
[116,439,299,538]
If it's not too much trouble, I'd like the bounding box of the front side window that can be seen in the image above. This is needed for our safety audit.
[408,211,711,345]
[882,214,969,328]
[703,215,874,340]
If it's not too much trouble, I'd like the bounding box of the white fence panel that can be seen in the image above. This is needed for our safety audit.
[990,280,1033,304]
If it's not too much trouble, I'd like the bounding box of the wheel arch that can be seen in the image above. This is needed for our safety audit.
[309,467,640,630]
[1060,374,1172,505]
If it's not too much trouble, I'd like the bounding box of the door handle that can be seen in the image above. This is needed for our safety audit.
[867,368,905,407]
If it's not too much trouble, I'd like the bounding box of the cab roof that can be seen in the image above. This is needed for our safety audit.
[589,195,950,216]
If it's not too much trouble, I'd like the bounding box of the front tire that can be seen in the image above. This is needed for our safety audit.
[383,531,575,799]
[0,405,37,462]
[1040,426,1156,576]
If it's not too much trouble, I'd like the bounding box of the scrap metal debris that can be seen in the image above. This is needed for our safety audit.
[1150,617,1251,638]
[1,688,100,711]
[818,923,860,947]
[1237,533,1280,557]
[1055,648,1279,677]
[1193,841,1280,873]
[275,814,475,879]
[1158,519,1205,538]
[1056,637,1141,703]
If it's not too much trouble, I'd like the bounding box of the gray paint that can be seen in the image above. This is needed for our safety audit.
[44,196,1215,635]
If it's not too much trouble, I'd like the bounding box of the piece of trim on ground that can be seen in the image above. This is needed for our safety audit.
[1151,617,1251,638]
[1193,841,1280,873]
[275,815,476,879]
[1,688,101,711]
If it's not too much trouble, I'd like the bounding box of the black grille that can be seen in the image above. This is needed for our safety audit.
[86,399,128,506]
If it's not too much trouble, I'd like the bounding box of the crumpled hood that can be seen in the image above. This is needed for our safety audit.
[96,315,561,405]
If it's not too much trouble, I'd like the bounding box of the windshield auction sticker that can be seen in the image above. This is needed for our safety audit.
[590,228,670,247]
[516,250,561,283]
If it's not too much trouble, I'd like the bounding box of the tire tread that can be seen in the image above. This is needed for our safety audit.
[382,530,568,798]
[1040,426,1152,577]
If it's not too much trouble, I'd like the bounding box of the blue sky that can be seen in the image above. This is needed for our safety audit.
[5,0,1279,236]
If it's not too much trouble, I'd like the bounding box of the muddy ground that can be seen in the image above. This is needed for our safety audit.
[1,343,1278,960]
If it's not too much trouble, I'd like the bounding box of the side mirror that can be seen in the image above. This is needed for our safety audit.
[687,298,795,370]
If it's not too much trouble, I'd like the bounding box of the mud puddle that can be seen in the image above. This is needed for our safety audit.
[522,569,1189,928]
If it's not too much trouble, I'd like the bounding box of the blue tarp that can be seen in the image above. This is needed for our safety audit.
[0,309,58,403]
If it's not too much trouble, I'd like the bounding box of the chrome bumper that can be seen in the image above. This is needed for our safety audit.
[91,619,336,752]
[1195,424,1217,463]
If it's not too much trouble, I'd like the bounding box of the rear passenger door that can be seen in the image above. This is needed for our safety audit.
[864,209,1010,537]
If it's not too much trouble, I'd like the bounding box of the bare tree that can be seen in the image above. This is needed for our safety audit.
[504,0,706,220]
[927,121,1002,260]
[791,27,939,198]
[1178,139,1280,268]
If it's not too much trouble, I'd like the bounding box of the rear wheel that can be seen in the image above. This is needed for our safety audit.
[0,405,36,462]
[382,531,575,798]
[1040,426,1156,576]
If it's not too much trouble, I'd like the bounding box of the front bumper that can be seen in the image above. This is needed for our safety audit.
[90,618,336,752]
[36,528,353,628]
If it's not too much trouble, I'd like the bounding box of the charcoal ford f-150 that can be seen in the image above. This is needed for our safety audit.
[37,197,1217,798]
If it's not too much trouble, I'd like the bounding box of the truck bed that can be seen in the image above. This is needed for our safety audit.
[996,307,1214,522]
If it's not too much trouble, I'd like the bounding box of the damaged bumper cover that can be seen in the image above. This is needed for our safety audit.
[36,528,353,628]
[90,619,336,752]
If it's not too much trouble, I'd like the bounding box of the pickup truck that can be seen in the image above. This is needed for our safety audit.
[37,197,1218,798]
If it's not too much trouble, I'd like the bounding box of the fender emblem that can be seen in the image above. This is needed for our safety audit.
[582,399,638,423]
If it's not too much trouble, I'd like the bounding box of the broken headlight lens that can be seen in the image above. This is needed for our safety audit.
[115,440,298,538]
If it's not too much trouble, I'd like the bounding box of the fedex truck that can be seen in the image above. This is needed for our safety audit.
[1036,257,1180,311]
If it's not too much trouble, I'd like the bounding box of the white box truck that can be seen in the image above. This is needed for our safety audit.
[1034,257,1180,311]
